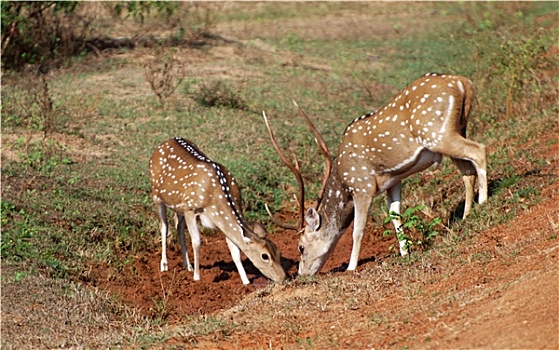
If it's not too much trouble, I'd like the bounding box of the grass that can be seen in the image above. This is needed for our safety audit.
[1,2,558,349]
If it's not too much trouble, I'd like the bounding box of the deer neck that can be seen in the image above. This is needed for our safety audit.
[317,162,355,239]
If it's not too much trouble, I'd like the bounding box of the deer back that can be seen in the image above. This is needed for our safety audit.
[336,73,474,190]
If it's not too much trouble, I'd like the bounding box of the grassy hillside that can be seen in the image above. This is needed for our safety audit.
[1,2,557,349]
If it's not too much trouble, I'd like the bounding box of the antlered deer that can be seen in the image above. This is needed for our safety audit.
[149,137,286,284]
[264,73,487,276]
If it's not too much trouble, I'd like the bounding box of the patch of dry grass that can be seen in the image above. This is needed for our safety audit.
[1,264,151,349]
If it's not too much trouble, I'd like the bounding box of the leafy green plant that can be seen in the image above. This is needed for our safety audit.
[383,205,442,253]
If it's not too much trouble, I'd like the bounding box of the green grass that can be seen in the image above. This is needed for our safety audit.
[1,2,558,348]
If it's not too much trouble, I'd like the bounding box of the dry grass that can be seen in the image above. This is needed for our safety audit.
[1,265,151,349]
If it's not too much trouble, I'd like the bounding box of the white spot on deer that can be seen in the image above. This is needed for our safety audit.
[457,80,464,93]
[440,94,455,133]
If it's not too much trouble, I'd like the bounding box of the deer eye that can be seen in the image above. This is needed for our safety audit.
[298,245,305,255]
[261,253,270,261]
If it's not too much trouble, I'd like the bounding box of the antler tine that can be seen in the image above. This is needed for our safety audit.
[292,100,332,210]
[262,111,305,232]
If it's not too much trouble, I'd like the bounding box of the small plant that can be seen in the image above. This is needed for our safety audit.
[383,205,442,253]
[2,70,66,135]
[144,47,186,108]
[193,80,248,110]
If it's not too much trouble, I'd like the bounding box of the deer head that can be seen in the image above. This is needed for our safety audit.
[149,137,286,284]
[265,73,487,276]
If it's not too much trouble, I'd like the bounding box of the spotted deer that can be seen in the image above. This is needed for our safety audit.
[264,73,488,276]
[149,137,286,284]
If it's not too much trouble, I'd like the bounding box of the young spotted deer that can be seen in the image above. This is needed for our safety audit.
[149,137,286,284]
[265,73,488,276]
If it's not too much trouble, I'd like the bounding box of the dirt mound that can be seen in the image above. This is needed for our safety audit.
[87,221,393,321]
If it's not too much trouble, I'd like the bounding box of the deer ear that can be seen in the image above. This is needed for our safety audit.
[242,224,266,243]
[305,208,321,231]
[252,222,268,239]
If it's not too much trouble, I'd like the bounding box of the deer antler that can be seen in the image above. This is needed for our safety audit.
[262,111,305,232]
[292,100,332,210]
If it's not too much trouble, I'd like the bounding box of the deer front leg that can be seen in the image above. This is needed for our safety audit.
[175,213,193,271]
[157,202,170,272]
[184,213,201,281]
[225,237,250,285]
[387,182,408,256]
[347,194,373,271]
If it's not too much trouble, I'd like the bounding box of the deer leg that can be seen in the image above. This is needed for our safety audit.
[347,194,373,271]
[226,237,250,285]
[440,137,487,206]
[184,213,201,281]
[157,202,169,272]
[175,213,193,271]
[451,158,476,219]
[387,181,408,256]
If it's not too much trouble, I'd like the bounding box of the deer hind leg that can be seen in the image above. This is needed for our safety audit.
[225,237,250,285]
[175,213,193,271]
[348,193,374,270]
[446,137,488,217]
[157,202,170,272]
[387,181,408,256]
[184,212,202,281]
[451,158,476,219]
